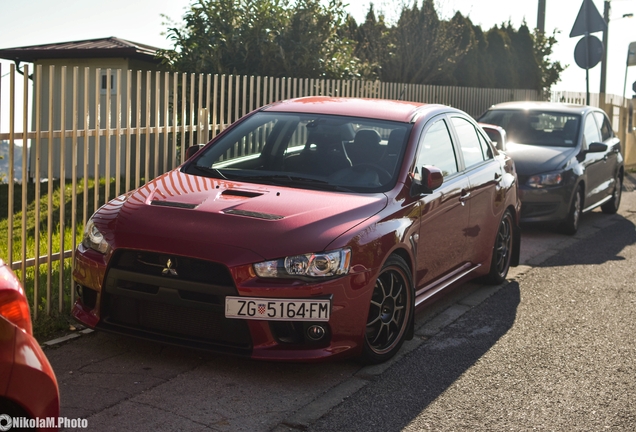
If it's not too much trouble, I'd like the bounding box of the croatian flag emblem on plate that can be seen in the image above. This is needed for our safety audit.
[258,304,266,315]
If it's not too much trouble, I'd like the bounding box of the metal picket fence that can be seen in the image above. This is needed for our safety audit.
[0,63,545,317]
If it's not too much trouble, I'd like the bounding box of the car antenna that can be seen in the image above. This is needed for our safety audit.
[398,85,407,101]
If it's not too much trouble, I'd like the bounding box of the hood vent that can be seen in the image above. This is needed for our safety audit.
[150,200,198,209]
[224,209,283,220]
[221,189,262,198]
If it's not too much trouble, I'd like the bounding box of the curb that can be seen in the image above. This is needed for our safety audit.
[42,328,94,347]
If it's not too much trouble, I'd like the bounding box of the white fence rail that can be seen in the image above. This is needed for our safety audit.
[1,62,546,317]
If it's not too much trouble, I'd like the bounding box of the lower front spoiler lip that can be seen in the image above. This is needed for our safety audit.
[95,319,254,358]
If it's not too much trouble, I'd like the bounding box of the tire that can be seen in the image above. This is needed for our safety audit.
[559,186,582,235]
[483,210,514,285]
[360,255,413,365]
[601,172,622,214]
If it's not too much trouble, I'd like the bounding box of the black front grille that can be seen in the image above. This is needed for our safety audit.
[99,249,251,354]
[102,295,251,347]
[112,250,234,286]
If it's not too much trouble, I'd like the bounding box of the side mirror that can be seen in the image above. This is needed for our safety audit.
[185,144,205,160]
[411,165,444,195]
[586,142,608,153]
[479,123,507,152]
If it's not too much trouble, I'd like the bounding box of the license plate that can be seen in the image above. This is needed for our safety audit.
[225,296,330,322]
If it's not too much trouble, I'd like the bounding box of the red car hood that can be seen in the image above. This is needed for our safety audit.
[98,170,387,265]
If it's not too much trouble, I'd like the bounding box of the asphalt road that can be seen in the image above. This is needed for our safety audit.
[43,175,636,431]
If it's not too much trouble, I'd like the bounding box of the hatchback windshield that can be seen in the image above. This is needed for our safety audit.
[184,112,411,192]
[479,109,581,147]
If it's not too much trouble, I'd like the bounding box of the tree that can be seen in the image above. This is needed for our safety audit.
[533,29,564,94]
[347,4,390,79]
[454,22,494,88]
[160,0,563,91]
[506,23,542,91]
[486,25,518,89]
[160,0,363,79]
[381,0,472,85]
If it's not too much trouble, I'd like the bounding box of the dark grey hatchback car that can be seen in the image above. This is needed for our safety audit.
[479,102,623,234]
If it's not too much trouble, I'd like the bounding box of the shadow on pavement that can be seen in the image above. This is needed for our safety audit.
[538,216,636,267]
[309,282,521,432]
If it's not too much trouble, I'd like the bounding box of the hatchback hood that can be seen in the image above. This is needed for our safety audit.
[505,142,577,175]
[98,170,387,265]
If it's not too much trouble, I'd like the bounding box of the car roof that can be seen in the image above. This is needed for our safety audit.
[486,101,595,115]
[263,96,451,123]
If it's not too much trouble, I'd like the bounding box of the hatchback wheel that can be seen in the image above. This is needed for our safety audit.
[360,255,413,364]
[559,186,582,235]
[484,210,514,285]
[601,172,622,214]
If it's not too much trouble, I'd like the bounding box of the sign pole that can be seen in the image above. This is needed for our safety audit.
[570,0,608,105]
[586,31,591,105]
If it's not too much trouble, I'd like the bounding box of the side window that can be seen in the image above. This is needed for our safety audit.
[415,119,458,177]
[451,117,486,168]
[593,112,613,141]
[583,114,601,146]
[477,131,494,160]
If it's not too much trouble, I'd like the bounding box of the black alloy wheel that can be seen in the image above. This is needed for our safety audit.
[484,210,514,285]
[361,255,413,364]
[559,186,582,235]
[601,172,622,214]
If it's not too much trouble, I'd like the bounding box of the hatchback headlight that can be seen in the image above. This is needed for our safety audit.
[82,218,110,254]
[254,248,351,279]
[527,172,563,188]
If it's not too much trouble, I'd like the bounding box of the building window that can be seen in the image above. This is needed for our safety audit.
[100,72,116,94]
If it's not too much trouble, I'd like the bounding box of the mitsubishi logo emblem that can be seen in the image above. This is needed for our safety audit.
[162,258,178,277]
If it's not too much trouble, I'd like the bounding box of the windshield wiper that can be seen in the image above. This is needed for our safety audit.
[243,174,355,192]
[191,165,228,179]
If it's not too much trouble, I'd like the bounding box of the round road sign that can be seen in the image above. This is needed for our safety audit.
[574,35,604,69]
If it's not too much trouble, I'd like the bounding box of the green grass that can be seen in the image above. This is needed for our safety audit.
[1,178,127,341]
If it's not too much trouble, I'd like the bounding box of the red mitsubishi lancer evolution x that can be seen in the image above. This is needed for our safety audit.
[72,97,520,364]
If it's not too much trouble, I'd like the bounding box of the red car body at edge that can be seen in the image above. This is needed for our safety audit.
[0,260,60,430]
[72,97,521,364]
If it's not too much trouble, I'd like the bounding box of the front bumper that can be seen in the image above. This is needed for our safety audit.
[519,184,573,224]
[72,247,375,362]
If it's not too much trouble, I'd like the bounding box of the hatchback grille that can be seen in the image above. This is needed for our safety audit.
[521,202,560,218]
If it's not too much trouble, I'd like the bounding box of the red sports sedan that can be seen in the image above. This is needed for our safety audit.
[0,260,59,430]
[72,97,520,364]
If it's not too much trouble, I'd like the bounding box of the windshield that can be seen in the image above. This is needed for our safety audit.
[479,109,581,147]
[183,112,411,193]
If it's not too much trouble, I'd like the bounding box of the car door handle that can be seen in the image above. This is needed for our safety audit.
[494,173,503,183]
[459,190,470,204]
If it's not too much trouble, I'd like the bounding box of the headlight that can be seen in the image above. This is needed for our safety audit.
[253,248,351,279]
[527,172,563,188]
[82,218,110,254]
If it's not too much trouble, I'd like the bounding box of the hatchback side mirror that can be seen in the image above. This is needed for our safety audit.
[479,124,507,152]
[586,142,608,153]
[185,144,205,160]
[411,165,444,196]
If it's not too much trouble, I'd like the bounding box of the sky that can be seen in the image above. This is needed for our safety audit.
[1,0,636,130]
